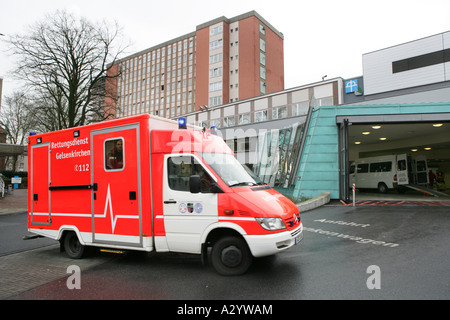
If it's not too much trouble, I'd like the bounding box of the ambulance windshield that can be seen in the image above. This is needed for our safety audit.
[200,153,263,187]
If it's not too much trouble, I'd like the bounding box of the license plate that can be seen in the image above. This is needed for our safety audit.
[295,232,303,245]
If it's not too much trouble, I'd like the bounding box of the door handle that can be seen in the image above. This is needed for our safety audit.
[164,200,177,204]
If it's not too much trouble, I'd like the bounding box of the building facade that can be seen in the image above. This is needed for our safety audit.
[107,11,284,119]
[181,78,343,190]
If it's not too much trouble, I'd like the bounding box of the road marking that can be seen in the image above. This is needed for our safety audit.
[303,227,399,247]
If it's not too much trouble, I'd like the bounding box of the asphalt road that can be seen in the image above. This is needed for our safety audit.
[0,211,57,256]
[1,203,449,300]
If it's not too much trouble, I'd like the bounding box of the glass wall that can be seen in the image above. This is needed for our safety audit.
[254,120,307,188]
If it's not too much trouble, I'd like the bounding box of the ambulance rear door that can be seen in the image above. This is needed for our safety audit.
[30,142,52,226]
[396,154,409,185]
[91,124,143,247]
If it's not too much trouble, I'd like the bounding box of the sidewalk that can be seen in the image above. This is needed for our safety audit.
[0,189,28,215]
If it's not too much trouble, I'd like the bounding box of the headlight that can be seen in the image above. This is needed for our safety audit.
[255,217,286,231]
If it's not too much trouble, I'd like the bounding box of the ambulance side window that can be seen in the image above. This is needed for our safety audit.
[105,138,124,170]
[167,155,212,192]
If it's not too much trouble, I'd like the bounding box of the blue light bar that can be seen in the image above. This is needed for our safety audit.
[178,117,187,129]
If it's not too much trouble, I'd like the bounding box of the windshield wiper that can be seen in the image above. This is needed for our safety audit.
[229,182,255,187]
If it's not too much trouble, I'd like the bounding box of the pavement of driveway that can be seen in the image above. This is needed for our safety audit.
[0,189,28,215]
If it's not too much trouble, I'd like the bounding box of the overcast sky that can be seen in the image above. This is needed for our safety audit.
[1,0,450,100]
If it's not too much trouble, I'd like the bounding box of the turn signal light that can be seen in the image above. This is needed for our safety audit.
[224,209,234,215]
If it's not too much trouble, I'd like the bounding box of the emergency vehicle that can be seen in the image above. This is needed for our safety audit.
[349,154,428,193]
[27,114,303,275]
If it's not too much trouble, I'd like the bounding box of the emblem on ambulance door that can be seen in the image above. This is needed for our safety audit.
[178,202,187,214]
[194,202,203,214]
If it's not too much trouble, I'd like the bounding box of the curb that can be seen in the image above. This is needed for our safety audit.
[0,208,27,215]
[296,192,330,213]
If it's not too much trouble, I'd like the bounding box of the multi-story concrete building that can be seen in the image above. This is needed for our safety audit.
[106,11,284,118]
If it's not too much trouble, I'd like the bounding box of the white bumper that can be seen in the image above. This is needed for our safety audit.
[244,222,303,258]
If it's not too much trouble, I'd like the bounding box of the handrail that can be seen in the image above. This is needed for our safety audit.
[49,184,94,191]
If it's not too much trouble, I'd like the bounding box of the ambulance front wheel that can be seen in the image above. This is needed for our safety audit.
[211,236,252,276]
[63,231,86,259]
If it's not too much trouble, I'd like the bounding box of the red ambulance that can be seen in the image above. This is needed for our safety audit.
[28,114,303,275]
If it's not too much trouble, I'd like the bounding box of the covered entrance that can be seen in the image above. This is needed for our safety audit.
[337,113,450,201]
[291,102,450,202]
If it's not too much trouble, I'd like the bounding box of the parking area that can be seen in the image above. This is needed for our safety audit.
[299,203,450,299]
[1,202,448,300]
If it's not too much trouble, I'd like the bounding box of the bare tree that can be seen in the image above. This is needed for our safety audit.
[7,10,128,130]
[0,91,36,169]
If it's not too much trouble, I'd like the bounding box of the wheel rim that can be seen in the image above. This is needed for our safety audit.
[221,245,242,268]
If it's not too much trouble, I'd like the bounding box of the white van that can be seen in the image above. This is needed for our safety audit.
[349,154,428,193]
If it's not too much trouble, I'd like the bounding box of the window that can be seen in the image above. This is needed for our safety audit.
[416,160,427,172]
[105,138,124,170]
[209,96,222,106]
[349,165,355,174]
[357,164,369,173]
[210,25,223,36]
[210,39,223,50]
[260,81,266,94]
[259,24,266,34]
[201,153,257,187]
[397,160,407,171]
[260,38,266,52]
[370,162,392,173]
[292,102,309,116]
[210,119,221,128]
[210,53,222,64]
[260,66,266,80]
[260,52,266,66]
[255,110,267,122]
[209,81,222,92]
[239,113,250,125]
[223,116,235,127]
[210,67,222,78]
[392,49,450,73]
[272,106,286,119]
[167,155,213,193]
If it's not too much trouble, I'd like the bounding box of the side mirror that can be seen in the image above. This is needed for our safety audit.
[189,175,201,194]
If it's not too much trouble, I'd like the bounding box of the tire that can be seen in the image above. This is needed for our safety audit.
[377,182,388,194]
[211,236,252,276]
[64,232,86,259]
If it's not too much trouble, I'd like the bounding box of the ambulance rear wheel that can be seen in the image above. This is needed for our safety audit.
[211,236,252,276]
[64,232,85,259]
